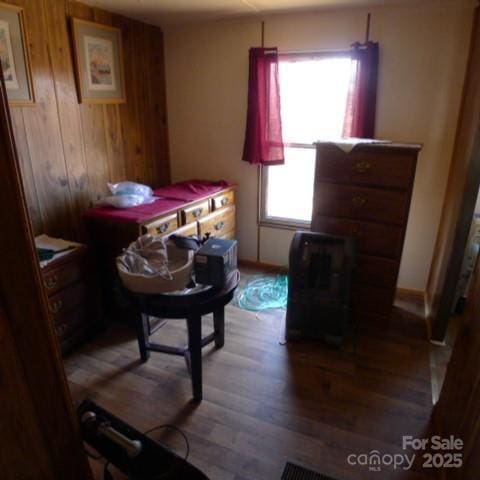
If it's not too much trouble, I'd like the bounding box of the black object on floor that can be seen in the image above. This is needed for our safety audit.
[78,399,209,479]
[286,231,356,348]
[282,461,337,480]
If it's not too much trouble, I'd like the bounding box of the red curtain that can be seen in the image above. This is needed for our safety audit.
[343,41,379,138]
[242,48,284,165]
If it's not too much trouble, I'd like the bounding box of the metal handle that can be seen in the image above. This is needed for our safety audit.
[50,300,63,314]
[55,323,67,337]
[352,195,367,207]
[98,421,143,458]
[81,412,143,459]
[192,207,203,218]
[156,222,170,234]
[220,197,229,206]
[214,221,225,231]
[44,275,58,290]
[355,161,371,173]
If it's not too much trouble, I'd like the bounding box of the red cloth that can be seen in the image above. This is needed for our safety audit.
[83,198,187,224]
[343,42,379,138]
[83,179,232,224]
[153,179,231,202]
[242,48,284,165]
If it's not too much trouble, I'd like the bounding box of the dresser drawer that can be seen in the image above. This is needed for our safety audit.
[218,230,235,240]
[353,255,399,289]
[166,222,199,239]
[180,200,210,224]
[212,190,235,210]
[48,282,88,321]
[314,183,408,225]
[54,306,89,346]
[313,217,403,259]
[316,147,416,189]
[199,206,235,238]
[142,213,178,237]
[352,284,395,316]
[42,259,86,295]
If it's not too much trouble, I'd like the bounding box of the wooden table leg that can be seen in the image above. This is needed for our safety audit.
[186,315,202,401]
[213,308,225,348]
[136,313,150,363]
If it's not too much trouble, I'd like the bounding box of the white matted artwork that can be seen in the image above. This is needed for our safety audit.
[0,3,34,104]
[0,19,18,88]
[84,35,116,91]
[71,18,125,104]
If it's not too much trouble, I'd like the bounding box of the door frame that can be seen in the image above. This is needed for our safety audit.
[427,6,480,341]
[0,52,93,478]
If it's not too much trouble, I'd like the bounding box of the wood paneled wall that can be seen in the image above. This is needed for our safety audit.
[7,0,170,240]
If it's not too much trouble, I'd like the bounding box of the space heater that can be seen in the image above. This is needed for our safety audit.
[286,231,355,347]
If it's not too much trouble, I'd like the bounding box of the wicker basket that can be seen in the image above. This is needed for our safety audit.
[117,243,193,294]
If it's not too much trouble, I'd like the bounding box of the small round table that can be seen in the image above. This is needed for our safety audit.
[130,270,239,401]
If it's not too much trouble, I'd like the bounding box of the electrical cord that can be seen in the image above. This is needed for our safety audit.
[143,424,190,461]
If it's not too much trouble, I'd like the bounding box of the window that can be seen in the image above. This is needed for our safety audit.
[261,53,353,226]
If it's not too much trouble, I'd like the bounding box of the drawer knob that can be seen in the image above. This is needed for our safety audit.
[214,220,225,231]
[355,161,371,173]
[50,300,63,314]
[352,195,367,207]
[192,207,203,218]
[351,228,362,237]
[220,197,229,206]
[55,323,67,337]
[44,275,58,290]
[156,222,170,234]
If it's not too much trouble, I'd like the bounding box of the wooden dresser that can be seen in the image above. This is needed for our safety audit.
[84,182,236,317]
[39,244,98,354]
[311,142,420,321]
[85,184,236,256]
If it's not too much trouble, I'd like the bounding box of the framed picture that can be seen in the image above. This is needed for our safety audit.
[71,18,126,104]
[0,3,34,105]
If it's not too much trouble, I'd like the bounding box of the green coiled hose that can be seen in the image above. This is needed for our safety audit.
[233,274,288,311]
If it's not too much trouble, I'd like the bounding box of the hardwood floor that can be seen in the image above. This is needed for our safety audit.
[65,278,435,480]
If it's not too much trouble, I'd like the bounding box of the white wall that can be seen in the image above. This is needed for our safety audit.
[165,0,475,291]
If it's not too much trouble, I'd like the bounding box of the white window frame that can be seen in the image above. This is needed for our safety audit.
[260,143,316,230]
[259,50,351,230]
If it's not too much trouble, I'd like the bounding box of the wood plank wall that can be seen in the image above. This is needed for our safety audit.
[6,0,170,240]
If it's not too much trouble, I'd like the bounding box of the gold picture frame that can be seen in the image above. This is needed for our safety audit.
[70,18,126,104]
[0,2,34,105]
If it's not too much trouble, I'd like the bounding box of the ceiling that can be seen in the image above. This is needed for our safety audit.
[82,0,426,28]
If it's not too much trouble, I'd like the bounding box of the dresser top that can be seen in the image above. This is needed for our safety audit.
[83,179,235,225]
[315,140,422,153]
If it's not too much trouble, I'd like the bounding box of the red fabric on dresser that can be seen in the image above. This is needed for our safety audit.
[83,198,187,224]
[153,179,231,202]
[82,180,232,224]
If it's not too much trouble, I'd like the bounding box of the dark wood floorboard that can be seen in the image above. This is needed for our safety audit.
[66,284,435,480]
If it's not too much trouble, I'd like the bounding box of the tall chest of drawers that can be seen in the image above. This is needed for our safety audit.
[311,142,420,321]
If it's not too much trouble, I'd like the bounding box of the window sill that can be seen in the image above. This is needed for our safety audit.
[259,219,311,231]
